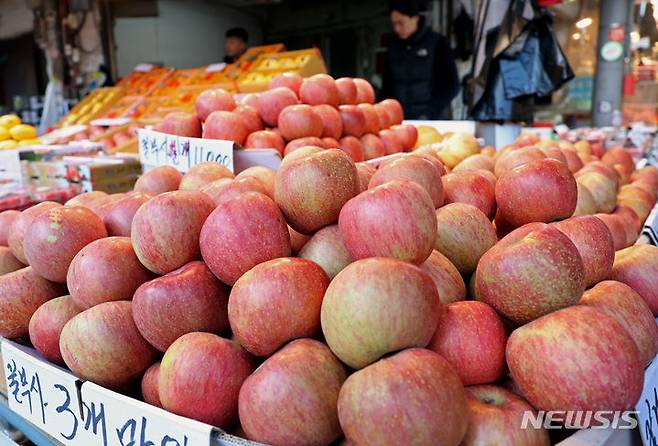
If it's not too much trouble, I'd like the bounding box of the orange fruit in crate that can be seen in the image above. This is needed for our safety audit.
[9,124,37,141]
[0,126,9,141]
[0,114,20,128]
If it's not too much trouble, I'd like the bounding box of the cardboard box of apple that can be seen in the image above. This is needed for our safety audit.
[0,71,658,446]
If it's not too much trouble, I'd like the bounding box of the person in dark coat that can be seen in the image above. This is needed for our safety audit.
[381,0,460,119]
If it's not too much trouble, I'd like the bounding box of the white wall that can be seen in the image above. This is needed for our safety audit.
[113,0,263,76]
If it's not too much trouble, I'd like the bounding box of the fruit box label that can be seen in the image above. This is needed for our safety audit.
[77,381,214,446]
[0,339,84,445]
[642,205,658,246]
[637,328,658,446]
[0,150,22,182]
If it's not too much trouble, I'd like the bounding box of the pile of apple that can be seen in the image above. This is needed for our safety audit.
[155,73,417,161]
[1,127,658,446]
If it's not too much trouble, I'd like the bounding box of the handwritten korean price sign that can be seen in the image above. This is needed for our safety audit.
[643,205,658,246]
[638,328,658,446]
[1,339,83,444]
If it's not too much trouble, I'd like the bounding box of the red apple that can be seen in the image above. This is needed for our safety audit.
[276,148,359,234]
[577,161,620,190]
[338,348,468,446]
[322,137,340,148]
[239,339,346,446]
[539,146,567,165]
[339,105,366,138]
[256,86,298,127]
[134,166,183,195]
[60,301,158,389]
[614,204,641,233]
[572,182,598,216]
[141,362,162,408]
[133,261,229,351]
[28,295,81,365]
[0,210,19,246]
[200,192,291,285]
[313,104,343,140]
[476,223,585,324]
[201,176,267,207]
[288,225,311,254]
[178,161,234,190]
[360,133,387,160]
[454,154,495,173]
[23,206,107,283]
[8,201,62,264]
[339,179,437,264]
[278,104,323,140]
[609,245,658,315]
[158,332,254,427]
[355,162,375,192]
[581,280,658,365]
[67,237,152,309]
[552,216,615,287]
[353,78,375,104]
[335,77,357,105]
[268,72,303,96]
[299,74,339,107]
[494,146,546,178]
[434,203,497,274]
[369,155,443,208]
[159,112,201,137]
[338,136,365,162]
[506,306,643,413]
[561,148,584,173]
[284,137,326,156]
[376,99,404,125]
[202,110,248,144]
[131,190,215,274]
[0,246,24,275]
[390,124,418,151]
[379,128,404,154]
[496,158,577,226]
[420,250,466,304]
[428,301,506,385]
[195,89,236,122]
[103,192,152,237]
[357,103,380,134]
[462,385,551,446]
[229,258,329,356]
[442,170,497,219]
[321,258,440,368]
[244,130,285,155]
[65,191,113,219]
[233,104,264,134]
[298,225,353,280]
[594,213,627,250]
[235,166,276,199]
[602,147,635,173]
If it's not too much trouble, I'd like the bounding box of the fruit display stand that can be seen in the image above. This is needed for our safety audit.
[55,88,125,128]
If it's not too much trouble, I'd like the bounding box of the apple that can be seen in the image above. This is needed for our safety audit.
[357,103,380,135]
[353,78,375,104]
[202,110,248,144]
[103,192,152,237]
[602,147,634,173]
[278,104,323,140]
[284,137,326,156]
[159,112,201,137]
[133,261,229,351]
[131,190,215,274]
[134,166,183,195]
[229,258,329,356]
[462,385,551,446]
[360,133,387,160]
[336,136,364,162]
[65,191,114,219]
[614,204,641,233]
[202,177,268,207]
[632,178,658,202]
[23,206,107,283]
[476,223,585,324]
[233,104,264,134]
[321,258,440,369]
[420,250,466,304]
[335,77,357,105]
[493,147,546,177]
[298,225,353,280]
[442,170,496,219]
[338,348,468,446]
[379,128,404,154]
[0,210,19,246]
[618,194,652,223]
[322,137,340,148]
[572,182,598,216]
[60,301,158,389]
[0,247,24,275]
[538,146,567,165]
[428,301,506,385]
[158,332,254,427]
[256,87,298,127]
[390,124,418,151]
[0,267,63,338]
[276,148,359,234]
[374,103,392,129]
[299,74,339,107]
[578,161,620,189]
[8,201,62,264]
[235,166,276,199]
[141,362,162,408]
[506,306,643,413]
[314,104,343,140]
[369,155,443,208]
[67,237,152,309]
[282,145,325,163]
[239,339,346,445]
[551,216,614,287]
[339,105,366,138]
[195,89,236,122]
[268,72,303,95]
[244,130,285,156]
[288,225,310,254]
[355,162,375,192]
[594,213,628,250]
[376,99,404,125]
[339,179,437,264]
[435,133,481,168]
[609,245,658,315]
[200,192,291,285]
[28,295,81,365]
[434,203,497,274]
[178,161,234,191]
[580,280,658,365]
[560,148,584,173]
[453,154,495,173]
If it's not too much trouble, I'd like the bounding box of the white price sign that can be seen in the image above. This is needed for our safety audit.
[205,63,227,73]
[1,339,84,444]
[0,150,21,181]
[134,63,155,73]
[139,129,234,173]
[637,331,658,446]
[79,382,214,446]
[643,205,658,246]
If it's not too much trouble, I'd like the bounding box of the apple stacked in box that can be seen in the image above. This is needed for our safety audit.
[1,119,658,446]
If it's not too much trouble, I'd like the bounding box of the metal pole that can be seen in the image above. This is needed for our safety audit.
[592,0,632,127]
